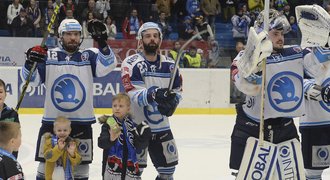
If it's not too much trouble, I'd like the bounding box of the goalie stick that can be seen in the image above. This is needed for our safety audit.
[15,0,61,111]
[168,30,207,90]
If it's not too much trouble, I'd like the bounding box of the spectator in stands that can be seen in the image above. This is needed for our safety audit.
[81,0,97,24]
[198,48,208,68]
[95,0,110,20]
[183,45,202,68]
[222,0,236,22]
[173,0,188,23]
[27,0,42,37]
[131,0,153,22]
[11,8,33,37]
[122,8,143,39]
[179,15,196,40]
[200,0,221,34]
[110,0,130,30]
[105,15,117,40]
[208,39,222,68]
[157,11,172,40]
[194,15,214,41]
[186,0,201,18]
[169,41,184,67]
[274,0,288,11]
[156,0,172,18]
[282,3,294,21]
[40,7,59,37]
[231,7,251,43]
[59,0,77,23]
[7,0,23,36]
[82,11,94,38]
[0,1,7,30]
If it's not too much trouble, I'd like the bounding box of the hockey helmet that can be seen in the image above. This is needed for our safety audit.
[58,19,82,37]
[137,22,163,40]
[254,9,291,34]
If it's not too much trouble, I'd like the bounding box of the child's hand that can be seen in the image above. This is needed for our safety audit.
[109,128,120,142]
[57,138,66,150]
[67,141,76,157]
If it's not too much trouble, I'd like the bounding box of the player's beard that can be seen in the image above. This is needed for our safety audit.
[143,42,159,55]
[64,40,79,53]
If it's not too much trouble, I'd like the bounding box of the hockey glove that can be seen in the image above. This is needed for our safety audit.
[134,121,151,149]
[245,71,262,85]
[147,87,176,104]
[157,95,179,117]
[25,45,47,69]
[321,85,330,103]
[87,19,108,49]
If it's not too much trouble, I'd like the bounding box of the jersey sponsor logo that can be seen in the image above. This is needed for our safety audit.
[81,52,89,61]
[312,145,330,167]
[268,71,303,112]
[162,140,178,164]
[51,74,86,112]
[144,103,164,124]
[319,78,330,112]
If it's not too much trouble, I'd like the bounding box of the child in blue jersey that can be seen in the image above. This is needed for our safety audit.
[98,93,151,180]
[0,122,24,179]
[0,79,20,158]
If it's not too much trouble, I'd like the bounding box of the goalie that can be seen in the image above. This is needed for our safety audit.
[229,8,330,177]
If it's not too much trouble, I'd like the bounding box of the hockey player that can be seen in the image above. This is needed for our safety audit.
[229,9,330,176]
[121,22,183,180]
[300,48,330,179]
[22,18,117,179]
[0,79,19,158]
[0,122,24,179]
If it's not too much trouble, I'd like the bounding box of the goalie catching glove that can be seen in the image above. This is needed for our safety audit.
[25,45,48,70]
[87,19,108,49]
[147,87,179,117]
[236,27,273,78]
[296,5,330,47]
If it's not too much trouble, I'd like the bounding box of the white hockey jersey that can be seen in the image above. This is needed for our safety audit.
[300,47,330,127]
[121,53,182,133]
[234,46,320,122]
[21,47,117,125]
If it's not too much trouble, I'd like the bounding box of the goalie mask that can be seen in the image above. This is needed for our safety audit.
[58,19,83,53]
[254,9,291,34]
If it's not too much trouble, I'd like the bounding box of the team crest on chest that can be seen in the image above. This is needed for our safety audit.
[51,74,86,112]
[267,71,303,112]
[319,78,330,112]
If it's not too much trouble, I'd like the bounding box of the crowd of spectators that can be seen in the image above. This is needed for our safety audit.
[1,0,330,69]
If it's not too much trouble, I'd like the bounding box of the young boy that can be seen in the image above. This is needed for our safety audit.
[0,121,24,179]
[0,79,19,158]
[43,116,82,180]
[98,93,151,180]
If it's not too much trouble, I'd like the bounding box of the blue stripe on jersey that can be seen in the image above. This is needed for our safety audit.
[137,90,148,106]
[46,60,91,65]
[151,126,171,133]
[22,66,37,82]
[97,50,115,66]
[303,80,315,93]
[157,166,176,174]
[144,72,171,78]
[314,47,330,63]
[267,54,302,64]
[131,81,145,85]
[300,120,330,126]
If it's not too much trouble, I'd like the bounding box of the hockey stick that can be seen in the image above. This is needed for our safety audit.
[15,0,61,111]
[168,30,207,90]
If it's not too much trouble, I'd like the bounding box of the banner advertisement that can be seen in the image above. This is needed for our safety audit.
[18,69,124,108]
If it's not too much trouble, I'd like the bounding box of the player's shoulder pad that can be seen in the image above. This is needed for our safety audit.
[122,53,143,67]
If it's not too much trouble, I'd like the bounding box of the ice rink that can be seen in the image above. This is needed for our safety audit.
[18,114,330,179]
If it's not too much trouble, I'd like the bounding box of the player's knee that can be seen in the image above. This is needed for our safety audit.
[156,174,174,180]
[305,169,323,180]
